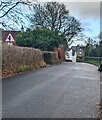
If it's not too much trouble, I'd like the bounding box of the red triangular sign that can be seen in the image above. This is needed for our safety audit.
[4,32,16,43]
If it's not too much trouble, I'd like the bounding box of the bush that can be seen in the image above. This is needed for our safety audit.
[43,51,59,65]
[16,28,67,51]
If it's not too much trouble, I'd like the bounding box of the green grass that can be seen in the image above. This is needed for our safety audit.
[17,65,36,73]
[84,58,100,66]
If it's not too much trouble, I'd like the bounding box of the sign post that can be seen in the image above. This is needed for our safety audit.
[4,32,16,45]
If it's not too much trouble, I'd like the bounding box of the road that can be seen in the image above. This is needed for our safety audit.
[3,62,100,118]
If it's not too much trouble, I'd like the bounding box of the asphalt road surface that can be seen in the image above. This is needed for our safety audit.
[3,62,100,118]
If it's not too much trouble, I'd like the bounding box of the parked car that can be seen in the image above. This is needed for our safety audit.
[65,51,72,62]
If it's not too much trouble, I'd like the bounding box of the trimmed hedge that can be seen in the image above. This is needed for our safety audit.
[2,45,46,78]
[43,51,59,65]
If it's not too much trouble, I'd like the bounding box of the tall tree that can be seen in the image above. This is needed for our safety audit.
[28,2,82,43]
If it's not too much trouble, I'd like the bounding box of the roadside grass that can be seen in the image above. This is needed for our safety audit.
[17,65,35,73]
[16,64,47,74]
[84,58,100,66]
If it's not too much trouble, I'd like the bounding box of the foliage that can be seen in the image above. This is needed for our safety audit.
[84,38,100,57]
[17,65,34,73]
[43,51,59,65]
[85,44,100,57]
[89,45,100,57]
[99,32,102,57]
[28,2,82,43]
[99,32,102,40]
[2,45,46,78]
[16,28,67,51]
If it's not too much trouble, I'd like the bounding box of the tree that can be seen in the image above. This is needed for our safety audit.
[0,0,35,29]
[85,37,100,57]
[99,32,102,57]
[16,28,67,51]
[99,32,102,40]
[28,2,82,43]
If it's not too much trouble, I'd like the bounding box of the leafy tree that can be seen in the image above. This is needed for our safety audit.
[89,46,100,57]
[28,2,82,43]
[85,37,100,57]
[16,28,67,51]
[99,32,102,57]
[99,32,102,40]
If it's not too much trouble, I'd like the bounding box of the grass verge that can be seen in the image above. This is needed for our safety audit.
[84,58,100,66]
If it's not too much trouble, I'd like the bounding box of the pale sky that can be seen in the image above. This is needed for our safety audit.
[63,2,100,45]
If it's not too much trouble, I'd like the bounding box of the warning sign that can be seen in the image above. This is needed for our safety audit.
[4,32,16,43]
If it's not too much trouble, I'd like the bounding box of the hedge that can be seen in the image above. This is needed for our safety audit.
[2,45,46,78]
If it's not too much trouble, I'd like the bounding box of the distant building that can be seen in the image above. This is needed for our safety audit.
[71,45,85,56]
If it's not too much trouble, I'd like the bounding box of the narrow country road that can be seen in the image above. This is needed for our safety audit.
[3,62,100,118]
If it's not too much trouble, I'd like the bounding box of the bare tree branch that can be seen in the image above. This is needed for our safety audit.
[0,0,36,29]
[29,2,82,43]
[0,2,20,18]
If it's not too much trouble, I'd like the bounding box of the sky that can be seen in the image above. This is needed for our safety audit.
[63,1,100,45]
[65,2,100,35]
